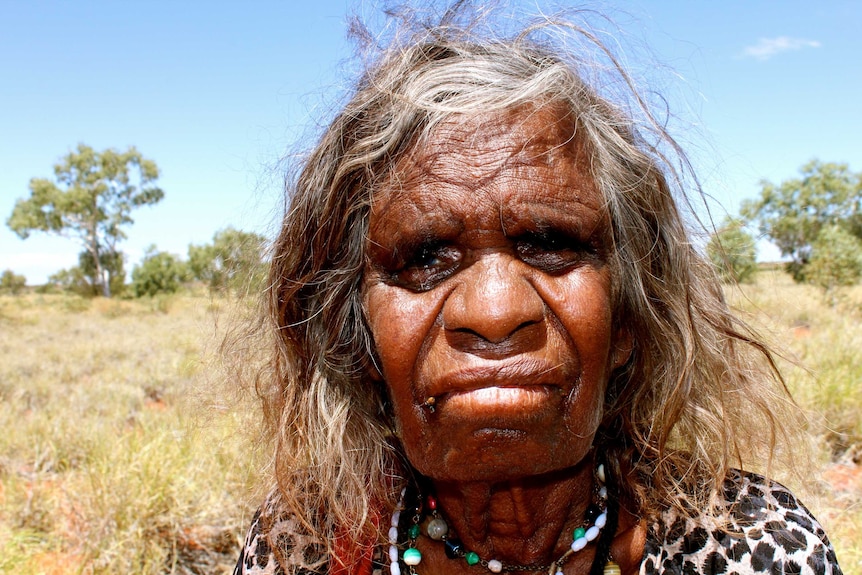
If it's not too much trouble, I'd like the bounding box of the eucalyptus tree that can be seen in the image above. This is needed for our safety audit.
[7,144,163,297]
[741,160,862,281]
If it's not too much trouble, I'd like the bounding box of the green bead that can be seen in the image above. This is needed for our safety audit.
[408,524,421,539]
[573,527,586,540]
[403,547,422,566]
[465,552,480,565]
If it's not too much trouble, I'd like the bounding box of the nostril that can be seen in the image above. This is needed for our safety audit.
[445,321,546,358]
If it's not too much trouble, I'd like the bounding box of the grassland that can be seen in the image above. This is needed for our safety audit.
[0,271,860,574]
[0,294,263,574]
[725,269,862,573]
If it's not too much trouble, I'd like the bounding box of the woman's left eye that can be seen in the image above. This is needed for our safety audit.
[514,232,593,273]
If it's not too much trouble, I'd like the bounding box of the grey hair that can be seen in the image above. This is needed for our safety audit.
[256,5,793,562]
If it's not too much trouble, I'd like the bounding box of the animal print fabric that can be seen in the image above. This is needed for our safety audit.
[641,470,841,574]
[234,471,842,575]
[234,491,328,575]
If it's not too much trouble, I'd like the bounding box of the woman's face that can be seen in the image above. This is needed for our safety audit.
[363,106,631,483]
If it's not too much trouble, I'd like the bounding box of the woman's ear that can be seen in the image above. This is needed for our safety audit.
[611,328,634,370]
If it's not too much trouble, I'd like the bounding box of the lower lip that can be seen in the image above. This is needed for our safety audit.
[441,386,555,411]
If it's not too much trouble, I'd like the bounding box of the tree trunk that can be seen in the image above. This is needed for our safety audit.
[89,234,111,298]
[101,270,112,298]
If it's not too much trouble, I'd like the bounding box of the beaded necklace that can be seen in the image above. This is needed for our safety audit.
[386,464,620,575]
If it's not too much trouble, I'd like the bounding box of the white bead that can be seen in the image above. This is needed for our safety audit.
[571,537,587,552]
[388,545,399,563]
[488,560,503,573]
[595,512,607,528]
[556,571,565,575]
[597,464,606,483]
[426,517,449,540]
[390,562,401,575]
[598,486,607,499]
[403,551,422,566]
[388,526,399,544]
[585,525,600,541]
[391,510,401,527]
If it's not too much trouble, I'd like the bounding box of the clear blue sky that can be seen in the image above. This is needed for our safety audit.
[2,1,859,284]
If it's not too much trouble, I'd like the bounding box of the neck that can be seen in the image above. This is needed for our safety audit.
[428,457,597,567]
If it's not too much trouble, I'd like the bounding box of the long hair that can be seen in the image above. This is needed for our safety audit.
[253,4,794,555]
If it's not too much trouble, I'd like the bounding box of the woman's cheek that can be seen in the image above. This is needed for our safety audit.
[363,282,439,398]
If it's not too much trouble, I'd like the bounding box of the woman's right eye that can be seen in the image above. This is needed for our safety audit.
[393,243,461,291]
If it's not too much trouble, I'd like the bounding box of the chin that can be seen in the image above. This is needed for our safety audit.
[405,425,595,484]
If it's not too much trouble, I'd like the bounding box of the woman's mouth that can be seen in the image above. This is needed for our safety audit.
[420,358,571,418]
[441,385,557,411]
[424,358,566,397]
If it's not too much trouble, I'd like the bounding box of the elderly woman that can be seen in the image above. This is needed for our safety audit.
[234,9,842,575]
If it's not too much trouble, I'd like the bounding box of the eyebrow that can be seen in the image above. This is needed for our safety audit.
[368,204,465,249]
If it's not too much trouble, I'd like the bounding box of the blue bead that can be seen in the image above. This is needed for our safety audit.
[444,538,463,559]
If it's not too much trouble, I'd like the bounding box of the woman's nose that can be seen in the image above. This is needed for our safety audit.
[442,254,545,344]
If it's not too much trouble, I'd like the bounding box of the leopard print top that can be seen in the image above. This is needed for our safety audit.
[234,471,842,575]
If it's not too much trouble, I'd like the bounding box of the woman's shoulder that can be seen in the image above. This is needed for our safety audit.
[642,469,842,575]
[233,491,329,575]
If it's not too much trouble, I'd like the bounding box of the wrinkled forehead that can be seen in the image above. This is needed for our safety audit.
[371,103,603,217]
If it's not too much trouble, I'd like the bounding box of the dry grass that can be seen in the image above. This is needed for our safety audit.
[0,293,263,574]
[0,272,860,573]
[725,268,862,574]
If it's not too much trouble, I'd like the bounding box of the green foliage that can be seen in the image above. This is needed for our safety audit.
[740,160,862,282]
[79,249,126,297]
[706,219,757,284]
[0,269,27,295]
[47,266,90,297]
[187,227,268,295]
[6,144,163,297]
[131,246,188,297]
[47,251,125,298]
[806,225,862,297]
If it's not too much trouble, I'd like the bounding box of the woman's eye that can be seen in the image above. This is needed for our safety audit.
[412,246,445,268]
[393,244,461,291]
[515,232,592,273]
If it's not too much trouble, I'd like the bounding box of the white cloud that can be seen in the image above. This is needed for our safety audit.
[743,36,821,61]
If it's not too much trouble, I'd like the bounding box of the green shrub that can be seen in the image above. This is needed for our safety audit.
[806,225,862,296]
[188,227,268,296]
[131,247,187,298]
[47,250,126,298]
[706,219,758,284]
[0,269,27,295]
